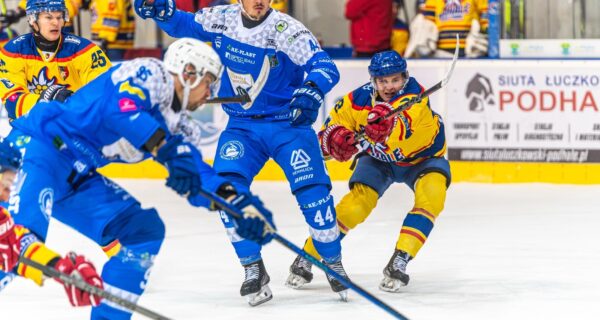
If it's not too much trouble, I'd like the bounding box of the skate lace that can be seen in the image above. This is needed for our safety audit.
[297,256,313,271]
[326,261,347,278]
[392,252,409,273]
[244,263,260,282]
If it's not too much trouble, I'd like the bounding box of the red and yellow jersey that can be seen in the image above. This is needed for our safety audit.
[421,0,488,54]
[18,0,82,33]
[391,19,409,56]
[0,32,111,119]
[321,78,446,166]
[90,0,136,50]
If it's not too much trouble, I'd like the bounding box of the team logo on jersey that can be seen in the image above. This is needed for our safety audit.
[275,20,288,33]
[59,66,69,80]
[27,67,58,94]
[268,54,279,68]
[219,141,244,160]
[290,149,311,170]
[466,73,494,112]
[38,188,54,221]
[119,98,138,112]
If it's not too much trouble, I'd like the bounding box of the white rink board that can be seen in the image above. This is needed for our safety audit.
[1,180,599,320]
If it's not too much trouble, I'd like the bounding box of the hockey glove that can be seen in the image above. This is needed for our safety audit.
[0,210,20,272]
[229,193,276,245]
[0,9,25,28]
[365,103,395,143]
[38,85,73,103]
[320,125,358,162]
[135,0,175,22]
[53,252,103,307]
[290,82,324,127]
[156,135,202,196]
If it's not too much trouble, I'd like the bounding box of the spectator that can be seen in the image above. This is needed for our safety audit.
[406,0,488,58]
[90,0,136,60]
[345,0,393,58]
[391,0,409,56]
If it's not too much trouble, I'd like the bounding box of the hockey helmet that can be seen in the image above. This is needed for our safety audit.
[164,38,223,90]
[0,139,21,173]
[368,51,407,78]
[26,0,69,21]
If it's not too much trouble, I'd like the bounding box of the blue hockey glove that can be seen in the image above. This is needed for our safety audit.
[289,82,324,127]
[155,135,201,196]
[134,0,174,21]
[228,193,276,245]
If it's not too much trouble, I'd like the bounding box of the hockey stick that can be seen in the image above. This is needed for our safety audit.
[355,34,459,141]
[198,189,411,320]
[206,87,251,104]
[18,256,173,320]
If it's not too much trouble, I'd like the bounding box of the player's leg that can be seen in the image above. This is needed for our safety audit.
[54,174,165,319]
[212,123,272,306]
[380,157,451,292]
[289,156,393,288]
[270,123,349,298]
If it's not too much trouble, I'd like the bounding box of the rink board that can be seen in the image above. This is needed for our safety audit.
[5,59,600,184]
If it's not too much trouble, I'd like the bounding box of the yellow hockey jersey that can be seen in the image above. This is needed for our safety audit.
[321,78,446,166]
[0,32,111,119]
[90,0,136,50]
[18,0,82,33]
[421,0,488,55]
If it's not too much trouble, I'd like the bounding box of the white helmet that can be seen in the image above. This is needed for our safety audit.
[164,38,223,108]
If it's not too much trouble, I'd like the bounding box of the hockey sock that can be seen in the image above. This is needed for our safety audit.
[396,172,447,257]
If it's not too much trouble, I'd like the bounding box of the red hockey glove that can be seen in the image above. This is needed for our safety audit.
[365,103,395,143]
[53,252,103,307]
[0,209,20,272]
[321,125,358,162]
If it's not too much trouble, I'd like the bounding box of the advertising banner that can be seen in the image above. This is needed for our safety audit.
[446,60,600,163]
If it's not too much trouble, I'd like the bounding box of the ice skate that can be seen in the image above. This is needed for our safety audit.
[240,260,272,306]
[324,259,350,302]
[285,255,314,289]
[379,250,411,292]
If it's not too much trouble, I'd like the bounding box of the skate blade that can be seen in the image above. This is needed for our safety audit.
[245,285,273,307]
[337,289,349,302]
[378,276,407,293]
[285,274,309,289]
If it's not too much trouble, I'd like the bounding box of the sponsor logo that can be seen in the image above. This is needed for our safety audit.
[211,23,228,31]
[466,73,495,112]
[63,35,81,45]
[38,188,54,221]
[224,52,255,65]
[268,54,279,68]
[226,45,256,58]
[561,42,571,56]
[266,38,277,49]
[290,149,311,170]
[294,174,314,183]
[59,66,69,80]
[119,98,138,112]
[275,20,288,32]
[215,36,222,48]
[0,79,14,89]
[220,141,244,160]
[287,29,311,44]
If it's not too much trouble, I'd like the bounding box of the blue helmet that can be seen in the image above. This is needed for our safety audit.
[368,51,407,78]
[26,0,69,20]
[0,139,21,173]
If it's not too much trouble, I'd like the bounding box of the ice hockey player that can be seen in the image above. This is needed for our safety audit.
[287,50,451,292]
[0,0,111,120]
[0,37,275,319]
[134,0,348,306]
[0,137,104,307]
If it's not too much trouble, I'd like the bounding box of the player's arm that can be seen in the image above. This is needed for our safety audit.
[75,41,112,84]
[0,209,103,306]
[391,95,441,157]
[0,49,39,119]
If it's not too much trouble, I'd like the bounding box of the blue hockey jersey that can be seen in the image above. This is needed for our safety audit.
[156,5,339,119]
[11,58,205,170]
